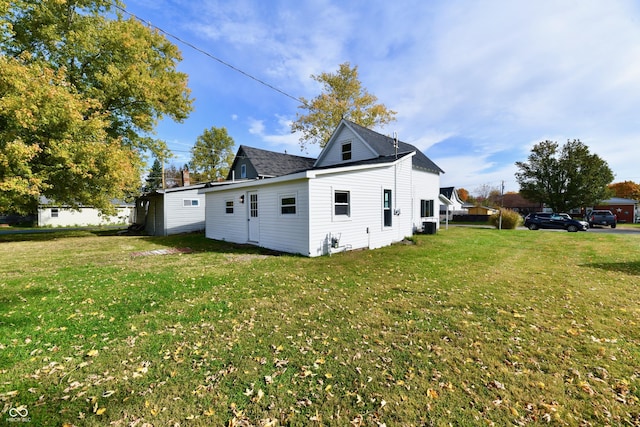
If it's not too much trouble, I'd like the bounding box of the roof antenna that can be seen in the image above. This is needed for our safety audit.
[393,132,398,159]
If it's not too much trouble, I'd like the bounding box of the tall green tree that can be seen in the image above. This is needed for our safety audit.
[144,158,164,192]
[291,62,396,150]
[189,127,235,182]
[0,0,193,213]
[515,140,614,212]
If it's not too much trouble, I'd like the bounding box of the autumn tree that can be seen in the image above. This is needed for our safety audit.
[515,139,613,212]
[609,181,640,200]
[456,188,469,202]
[0,0,192,213]
[291,62,396,150]
[0,56,140,214]
[188,127,235,182]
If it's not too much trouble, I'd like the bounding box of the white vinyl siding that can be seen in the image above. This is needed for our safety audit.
[307,157,414,256]
[38,206,133,227]
[206,181,310,255]
[164,190,205,235]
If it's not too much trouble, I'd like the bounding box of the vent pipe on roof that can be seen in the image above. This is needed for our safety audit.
[393,132,398,159]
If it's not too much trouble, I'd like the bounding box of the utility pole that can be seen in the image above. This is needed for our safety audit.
[499,180,504,230]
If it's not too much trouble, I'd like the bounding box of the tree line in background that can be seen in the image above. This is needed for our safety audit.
[458,139,638,212]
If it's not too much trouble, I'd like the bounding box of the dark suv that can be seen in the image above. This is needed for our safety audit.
[586,210,617,228]
[524,213,589,232]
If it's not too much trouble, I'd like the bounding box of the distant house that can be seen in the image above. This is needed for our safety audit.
[202,119,444,256]
[467,206,498,216]
[590,197,638,223]
[502,193,544,216]
[439,187,468,221]
[37,198,134,227]
[135,184,207,236]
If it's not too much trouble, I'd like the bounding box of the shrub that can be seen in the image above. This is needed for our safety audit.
[489,209,523,229]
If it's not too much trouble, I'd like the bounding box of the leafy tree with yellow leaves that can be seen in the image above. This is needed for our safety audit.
[291,62,396,150]
[0,0,192,214]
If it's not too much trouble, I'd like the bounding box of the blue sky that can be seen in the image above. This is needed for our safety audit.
[123,0,640,194]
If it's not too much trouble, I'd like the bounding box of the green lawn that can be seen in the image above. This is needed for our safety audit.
[1,228,639,426]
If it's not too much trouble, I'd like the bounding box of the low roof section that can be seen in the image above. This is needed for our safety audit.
[227,145,316,180]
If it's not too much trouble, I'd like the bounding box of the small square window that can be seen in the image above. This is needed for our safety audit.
[225,200,234,214]
[51,208,59,218]
[281,196,296,215]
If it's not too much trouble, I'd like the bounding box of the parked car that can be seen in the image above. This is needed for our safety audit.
[524,212,589,232]
[586,210,617,228]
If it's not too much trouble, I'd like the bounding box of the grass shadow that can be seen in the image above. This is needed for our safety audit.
[583,260,640,275]
[135,232,289,257]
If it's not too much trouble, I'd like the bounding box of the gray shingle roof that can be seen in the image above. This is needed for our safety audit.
[342,120,444,174]
[229,145,316,179]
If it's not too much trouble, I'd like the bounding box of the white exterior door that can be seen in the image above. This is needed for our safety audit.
[248,192,259,242]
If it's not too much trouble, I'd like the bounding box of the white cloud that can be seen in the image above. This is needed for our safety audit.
[137,0,640,192]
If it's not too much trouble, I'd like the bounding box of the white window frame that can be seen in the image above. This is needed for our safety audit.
[279,193,297,216]
[51,208,59,218]
[183,199,200,208]
[225,199,234,214]
[333,190,351,219]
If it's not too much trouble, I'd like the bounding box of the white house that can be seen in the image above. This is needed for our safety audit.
[202,120,444,257]
[135,184,206,236]
[439,187,468,221]
[37,198,134,227]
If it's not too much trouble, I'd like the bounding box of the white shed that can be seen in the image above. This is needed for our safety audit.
[136,184,206,236]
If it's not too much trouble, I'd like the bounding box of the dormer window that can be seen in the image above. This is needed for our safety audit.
[341,142,352,161]
[241,164,247,178]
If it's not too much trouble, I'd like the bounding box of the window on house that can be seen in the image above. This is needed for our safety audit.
[225,200,234,214]
[51,208,59,218]
[280,195,296,215]
[383,189,392,227]
[341,142,352,161]
[241,164,247,178]
[421,199,434,217]
[183,199,200,207]
[334,190,350,216]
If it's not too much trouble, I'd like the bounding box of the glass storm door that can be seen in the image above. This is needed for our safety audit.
[248,192,259,242]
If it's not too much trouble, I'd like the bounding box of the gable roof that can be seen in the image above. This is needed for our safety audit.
[227,145,316,179]
[440,187,456,200]
[338,120,444,174]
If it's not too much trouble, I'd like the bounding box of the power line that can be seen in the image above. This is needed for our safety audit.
[111,2,305,105]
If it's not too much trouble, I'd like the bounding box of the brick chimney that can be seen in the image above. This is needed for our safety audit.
[181,169,190,186]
